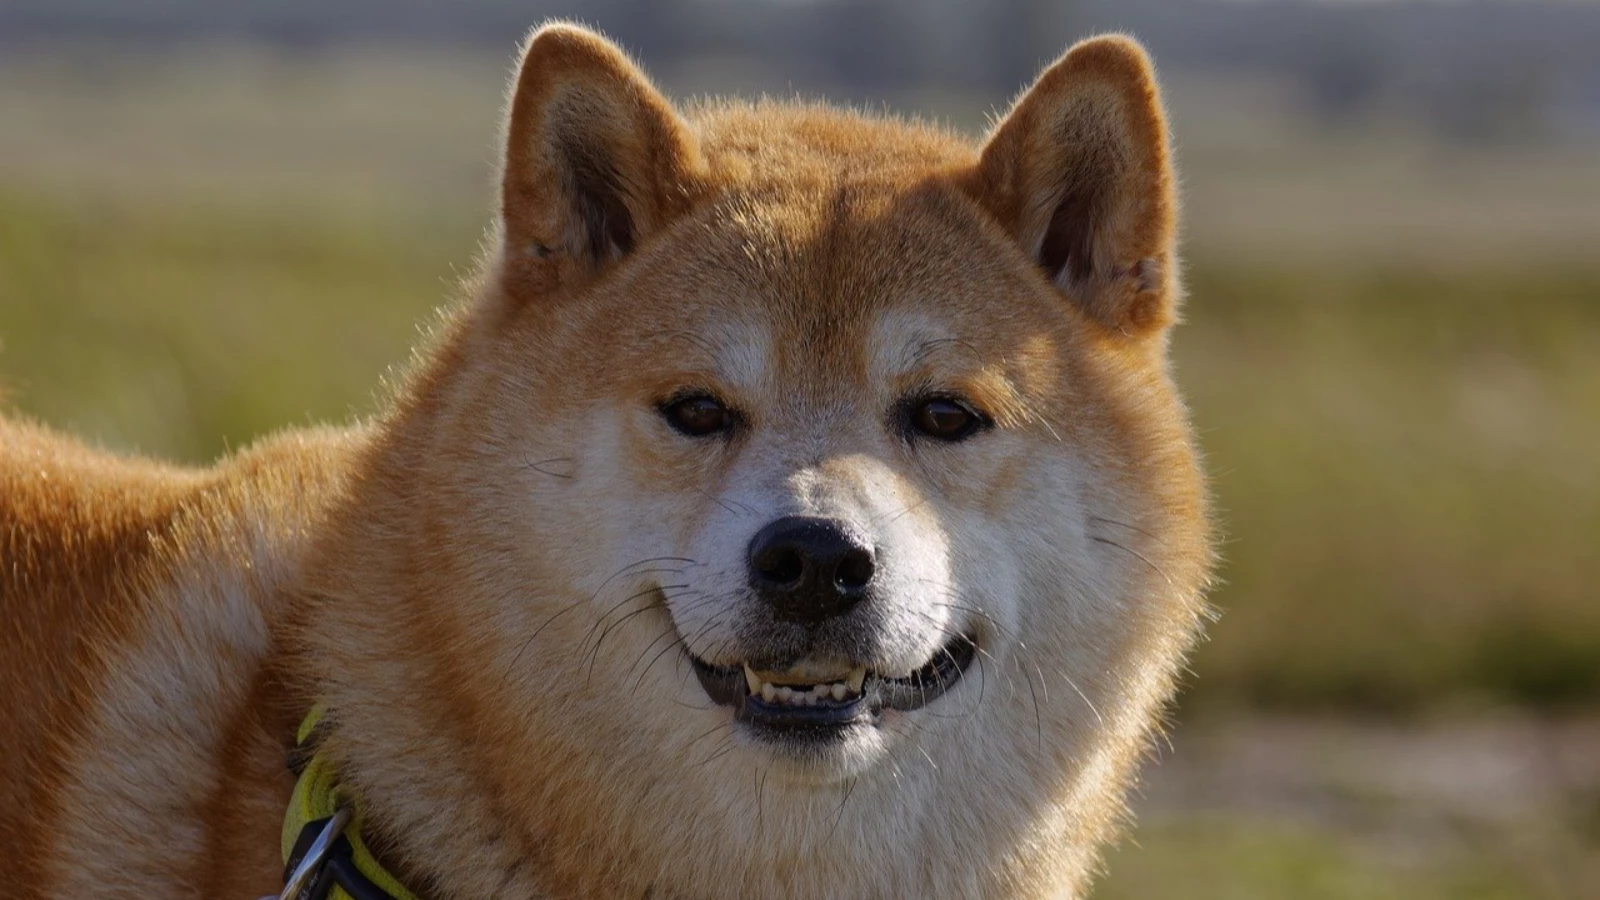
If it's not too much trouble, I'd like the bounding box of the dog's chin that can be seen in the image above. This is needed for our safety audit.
[685,631,978,773]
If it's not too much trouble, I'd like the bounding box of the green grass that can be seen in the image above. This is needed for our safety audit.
[1177,263,1600,713]
[1097,816,1588,900]
[0,190,467,461]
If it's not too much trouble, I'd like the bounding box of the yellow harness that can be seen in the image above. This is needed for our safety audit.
[274,705,418,900]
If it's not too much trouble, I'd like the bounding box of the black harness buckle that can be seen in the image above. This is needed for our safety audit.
[282,814,404,900]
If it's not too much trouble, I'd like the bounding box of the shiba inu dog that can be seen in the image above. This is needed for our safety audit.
[0,22,1212,900]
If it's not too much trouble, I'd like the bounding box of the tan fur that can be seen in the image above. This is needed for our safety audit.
[1,24,1212,899]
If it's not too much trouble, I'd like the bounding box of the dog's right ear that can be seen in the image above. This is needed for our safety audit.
[498,23,704,299]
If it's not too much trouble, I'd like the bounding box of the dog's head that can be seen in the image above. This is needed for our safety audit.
[312,23,1212,897]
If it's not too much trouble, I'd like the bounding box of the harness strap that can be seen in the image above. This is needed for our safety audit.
[276,704,419,900]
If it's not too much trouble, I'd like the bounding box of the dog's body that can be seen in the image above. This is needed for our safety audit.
[1,25,1212,899]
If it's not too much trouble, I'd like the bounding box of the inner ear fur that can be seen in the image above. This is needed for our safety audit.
[970,35,1178,337]
[499,23,704,297]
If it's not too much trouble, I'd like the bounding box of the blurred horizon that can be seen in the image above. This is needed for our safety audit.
[2,1,1597,897]
[6,0,1599,269]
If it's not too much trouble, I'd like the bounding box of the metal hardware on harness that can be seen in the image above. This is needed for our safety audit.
[262,805,353,900]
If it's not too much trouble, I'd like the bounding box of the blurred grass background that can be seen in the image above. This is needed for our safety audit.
[2,1,1598,896]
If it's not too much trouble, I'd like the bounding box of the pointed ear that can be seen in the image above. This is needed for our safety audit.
[498,23,704,297]
[971,35,1178,337]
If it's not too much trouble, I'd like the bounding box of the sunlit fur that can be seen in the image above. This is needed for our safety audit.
[0,23,1212,899]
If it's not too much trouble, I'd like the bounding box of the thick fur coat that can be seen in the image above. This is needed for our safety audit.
[1,24,1213,899]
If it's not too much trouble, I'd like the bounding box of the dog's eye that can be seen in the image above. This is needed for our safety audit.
[661,394,734,437]
[909,397,986,442]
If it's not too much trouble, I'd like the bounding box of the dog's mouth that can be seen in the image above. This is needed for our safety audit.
[689,633,978,735]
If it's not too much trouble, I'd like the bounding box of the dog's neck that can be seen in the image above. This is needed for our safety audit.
[306,709,1128,900]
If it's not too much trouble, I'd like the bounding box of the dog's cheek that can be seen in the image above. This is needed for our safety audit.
[663,515,754,656]
[949,450,1080,651]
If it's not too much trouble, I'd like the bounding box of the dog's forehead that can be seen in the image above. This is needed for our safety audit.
[587,178,1056,413]
[684,188,1025,360]
[866,308,976,378]
[682,306,978,396]
[692,316,775,390]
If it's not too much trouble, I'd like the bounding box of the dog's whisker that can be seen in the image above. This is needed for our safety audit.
[695,734,740,768]
[824,777,857,846]
[1088,515,1161,542]
[520,455,576,479]
[580,585,683,684]
[632,629,692,689]
[754,766,769,837]
[1058,669,1105,729]
[1089,535,1175,587]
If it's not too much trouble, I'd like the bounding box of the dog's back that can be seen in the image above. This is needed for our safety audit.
[0,418,359,895]
[2,418,200,814]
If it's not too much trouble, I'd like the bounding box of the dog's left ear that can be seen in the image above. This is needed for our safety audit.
[498,23,704,299]
[970,35,1178,337]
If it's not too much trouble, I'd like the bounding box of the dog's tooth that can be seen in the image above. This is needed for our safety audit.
[777,686,794,703]
[831,683,848,701]
[847,667,867,693]
[812,684,829,700]
[743,666,762,696]
[761,682,776,703]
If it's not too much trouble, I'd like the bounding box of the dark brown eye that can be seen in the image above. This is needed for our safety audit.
[909,397,985,442]
[661,394,734,437]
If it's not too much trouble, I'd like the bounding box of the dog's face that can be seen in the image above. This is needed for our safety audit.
[318,25,1211,898]
[515,182,1145,781]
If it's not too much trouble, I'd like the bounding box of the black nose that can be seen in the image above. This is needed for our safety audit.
[747,516,876,625]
